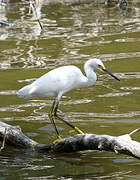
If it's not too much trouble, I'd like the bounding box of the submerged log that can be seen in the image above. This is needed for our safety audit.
[0,121,140,159]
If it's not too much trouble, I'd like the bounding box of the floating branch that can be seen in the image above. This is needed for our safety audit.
[0,121,140,159]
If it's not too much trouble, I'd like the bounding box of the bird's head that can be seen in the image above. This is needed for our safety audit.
[90,58,120,81]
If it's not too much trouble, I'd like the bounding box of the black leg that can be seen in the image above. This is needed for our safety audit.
[53,99,84,134]
[49,100,61,139]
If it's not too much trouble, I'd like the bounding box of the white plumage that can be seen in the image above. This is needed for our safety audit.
[17,58,119,140]
[17,59,98,99]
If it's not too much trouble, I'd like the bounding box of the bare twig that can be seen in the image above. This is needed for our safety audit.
[129,128,140,136]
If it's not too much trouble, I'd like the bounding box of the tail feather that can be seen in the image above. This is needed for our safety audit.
[17,84,34,98]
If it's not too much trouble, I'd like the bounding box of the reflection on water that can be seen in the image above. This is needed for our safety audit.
[0,0,140,179]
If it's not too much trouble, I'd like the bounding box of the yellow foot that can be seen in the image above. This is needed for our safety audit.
[53,136,62,144]
[74,127,84,134]
[69,127,84,134]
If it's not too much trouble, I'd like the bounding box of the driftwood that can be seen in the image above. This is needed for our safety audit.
[0,121,140,159]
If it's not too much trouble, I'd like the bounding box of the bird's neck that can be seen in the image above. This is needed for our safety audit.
[84,61,97,86]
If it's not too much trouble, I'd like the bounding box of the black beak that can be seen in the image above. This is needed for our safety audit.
[102,69,120,81]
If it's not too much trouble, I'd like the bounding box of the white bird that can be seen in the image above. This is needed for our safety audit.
[17,58,120,140]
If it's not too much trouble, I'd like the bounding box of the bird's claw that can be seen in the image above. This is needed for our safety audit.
[69,129,76,134]
[74,127,84,134]
[53,135,62,144]
[69,127,84,134]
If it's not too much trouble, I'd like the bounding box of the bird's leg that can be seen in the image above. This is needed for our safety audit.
[49,100,62,142]
[54,100,84,135]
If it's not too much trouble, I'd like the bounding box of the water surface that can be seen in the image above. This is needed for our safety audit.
[0,0,140,179]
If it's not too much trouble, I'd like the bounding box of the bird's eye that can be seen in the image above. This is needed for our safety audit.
[98,64,105,70]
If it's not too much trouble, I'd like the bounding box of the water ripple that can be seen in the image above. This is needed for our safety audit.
[121,87,140,91]
[97,92,132,98]
[69,111,140,119]
[0,90,16,95]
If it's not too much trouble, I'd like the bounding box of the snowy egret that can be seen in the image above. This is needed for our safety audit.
[17,58,120,140]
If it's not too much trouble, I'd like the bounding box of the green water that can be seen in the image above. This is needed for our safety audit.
[0,1,140,179]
